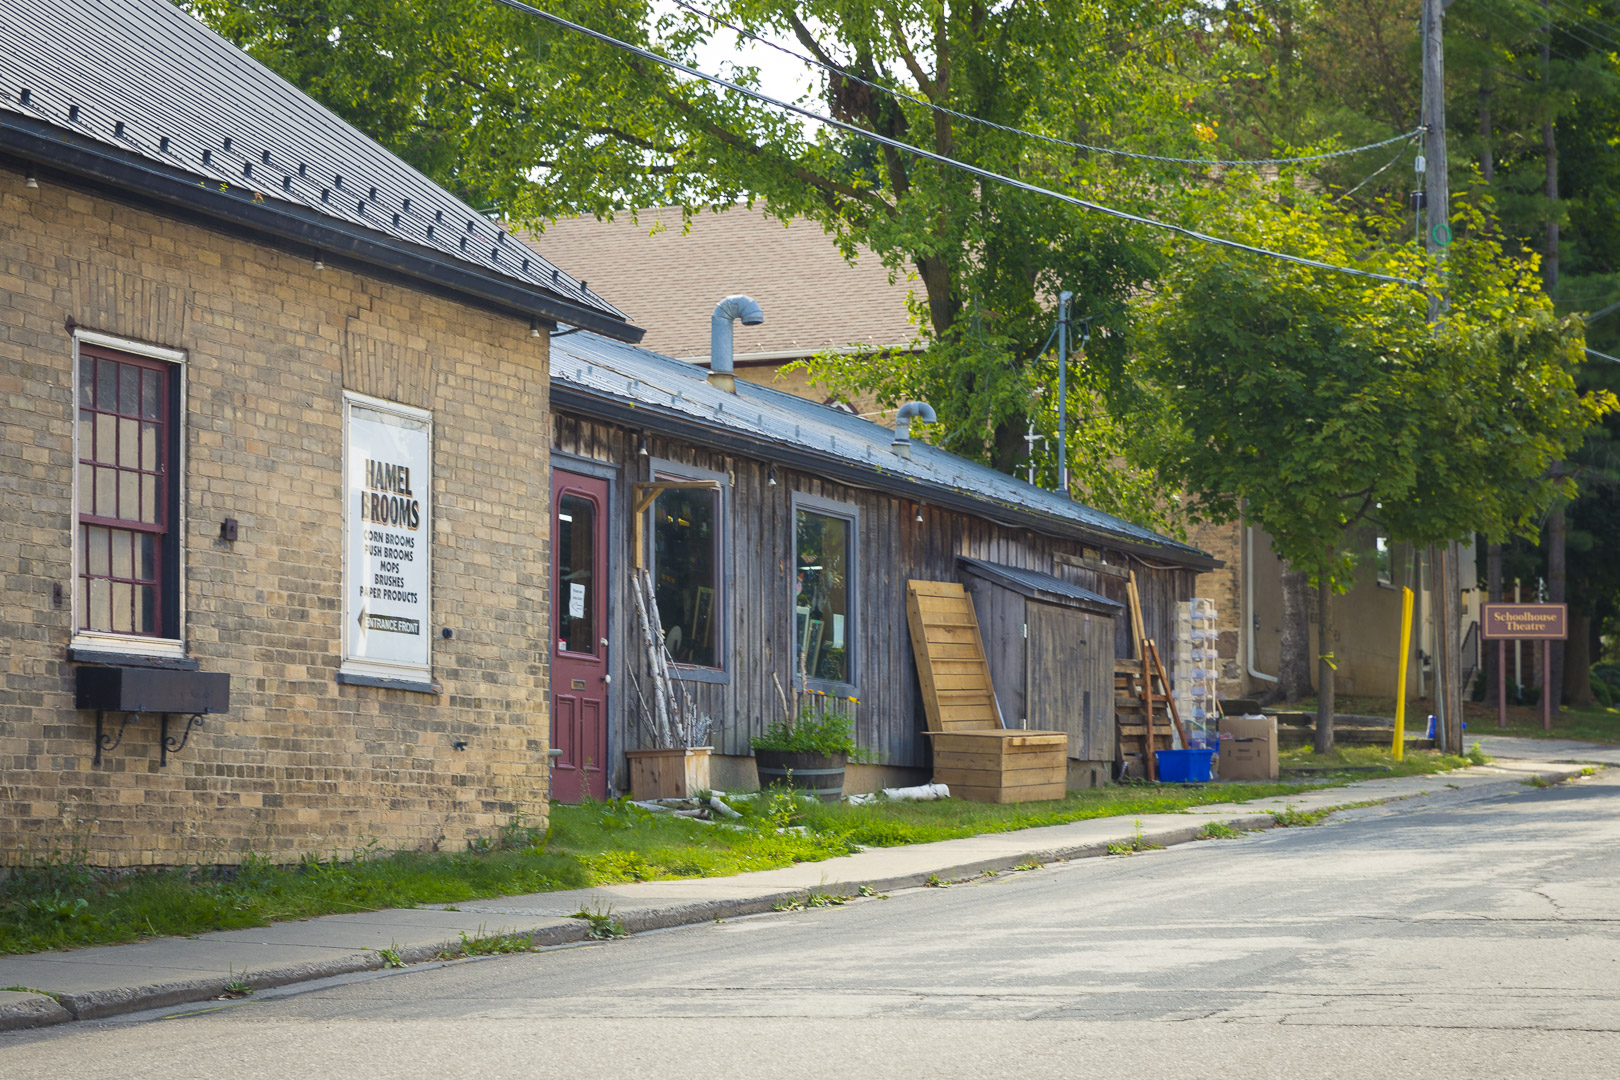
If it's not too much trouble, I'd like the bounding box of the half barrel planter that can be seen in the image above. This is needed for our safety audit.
[753,749,847,802]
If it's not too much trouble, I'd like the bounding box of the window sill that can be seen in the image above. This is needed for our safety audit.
[670,665,729,685]
[68,647,199,671]
[336,671,440,695]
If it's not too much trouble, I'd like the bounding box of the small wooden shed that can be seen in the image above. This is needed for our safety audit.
[960,557,1122,775]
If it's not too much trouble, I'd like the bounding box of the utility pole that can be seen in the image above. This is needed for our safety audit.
[1421,0,1464,752]
[1056,290,1072,498]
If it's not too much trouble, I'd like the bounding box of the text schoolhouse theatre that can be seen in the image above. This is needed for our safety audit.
[360,458,420,607]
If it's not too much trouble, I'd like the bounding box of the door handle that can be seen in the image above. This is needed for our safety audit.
[602,674,612,685]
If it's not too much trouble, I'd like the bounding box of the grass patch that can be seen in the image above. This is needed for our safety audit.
[0,780,1324,956]
[1197,821,1249,840]
[1279,745,1476,779]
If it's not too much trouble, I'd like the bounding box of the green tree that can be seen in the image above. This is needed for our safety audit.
[1127,177,1613,746]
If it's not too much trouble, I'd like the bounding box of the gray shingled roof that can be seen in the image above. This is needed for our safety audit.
[0,0,635,338]
[551,331,1212,565]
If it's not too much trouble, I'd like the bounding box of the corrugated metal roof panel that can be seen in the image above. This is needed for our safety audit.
[958,557,1125,612]
[0,0,623,324]
[551,331,1209,562]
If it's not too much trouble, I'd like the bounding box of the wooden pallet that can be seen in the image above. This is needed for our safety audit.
[906,580,1068,803]
[1115,661,1171,777]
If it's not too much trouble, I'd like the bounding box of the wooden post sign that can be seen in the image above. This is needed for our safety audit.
[1481,603,1567,732]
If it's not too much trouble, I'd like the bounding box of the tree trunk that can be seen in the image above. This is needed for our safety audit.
[1565,608,1593,707]
[1278,564,1313,703]
[1314,575,1335,754]
[1484,541,1502,708]
[1542,3,1559,293]
[1548,501,1566,707]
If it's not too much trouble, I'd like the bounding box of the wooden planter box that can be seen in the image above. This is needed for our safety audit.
[928,730,1068,803]
[625,747,712,800]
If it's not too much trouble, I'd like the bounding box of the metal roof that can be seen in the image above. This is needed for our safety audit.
[958,557,1125,613]
[0,0,639,341]
[551,331,1214,566]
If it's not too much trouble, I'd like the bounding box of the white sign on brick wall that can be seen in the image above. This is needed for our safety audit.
[342,392,432,683]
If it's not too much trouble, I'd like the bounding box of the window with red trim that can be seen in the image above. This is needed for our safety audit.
[76,345,179,638]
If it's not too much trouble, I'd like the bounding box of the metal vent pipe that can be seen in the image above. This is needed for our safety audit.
[891,401,937,459]
[708,294,764,392]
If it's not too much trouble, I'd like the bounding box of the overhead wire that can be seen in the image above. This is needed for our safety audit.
[669,0,1423,169]
[491,0,1428,289]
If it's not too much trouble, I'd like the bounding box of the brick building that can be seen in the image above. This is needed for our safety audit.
[0,0,639,866]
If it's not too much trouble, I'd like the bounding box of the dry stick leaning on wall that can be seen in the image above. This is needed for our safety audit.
[630,568,712,748]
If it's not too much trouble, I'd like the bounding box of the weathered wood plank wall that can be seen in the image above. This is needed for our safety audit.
[552,412,1198,780]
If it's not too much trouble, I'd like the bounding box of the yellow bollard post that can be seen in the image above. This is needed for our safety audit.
[1393,586,1415,761]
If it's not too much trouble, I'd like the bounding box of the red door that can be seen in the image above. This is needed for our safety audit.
[552,471,610,802]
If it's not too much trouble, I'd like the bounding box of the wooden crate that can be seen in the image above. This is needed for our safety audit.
[929,729,1068,803]
[906,580,1069,803]
[624,747,711,800]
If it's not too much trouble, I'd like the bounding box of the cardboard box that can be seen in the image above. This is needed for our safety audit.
[1218,715,1278,781]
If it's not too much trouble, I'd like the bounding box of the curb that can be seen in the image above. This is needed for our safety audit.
[3,762,1589,1031]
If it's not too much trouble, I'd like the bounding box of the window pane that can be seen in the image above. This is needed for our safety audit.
[88,577,111,631]
[139,532,156,580]
[78,463,93,508]
[79,355,94,407]
[556,493,596,654]
[86,525,110,576]
[136,585,156,634]
[140,475,157,524]
[795,510,851,684]
[118,364,138,415]
[653,487,717,667]
[111,582,133,632]
[95,467,115,517]
[141,369,161,419]
[141,423,158,470]
[96,358,116,408]
[111,529,133,579]
[79,410,93,459]
[94,413,115,463]
[119,417,138,467]
[119,470,137,520]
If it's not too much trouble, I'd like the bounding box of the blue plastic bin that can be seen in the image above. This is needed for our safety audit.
[1155,748,1215,783]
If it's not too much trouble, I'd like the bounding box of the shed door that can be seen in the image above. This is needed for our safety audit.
[1026,604,1115,762]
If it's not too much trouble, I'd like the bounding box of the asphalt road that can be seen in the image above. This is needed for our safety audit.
[5,771,1617,1080]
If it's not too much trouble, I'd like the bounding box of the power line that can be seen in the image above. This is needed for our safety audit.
[1586,347,1620,363]
[1338,134,1422,200]
[493,0,1428,289]
[669,0,1424,169]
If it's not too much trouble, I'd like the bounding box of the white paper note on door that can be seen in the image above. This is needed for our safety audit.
[569,582,586,619]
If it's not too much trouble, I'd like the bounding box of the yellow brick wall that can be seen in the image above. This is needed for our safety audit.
[0,168,554,866]
[1183,519,1247,698]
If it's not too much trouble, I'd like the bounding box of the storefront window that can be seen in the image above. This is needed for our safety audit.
[653,486,719,667]
[795,507,854,684]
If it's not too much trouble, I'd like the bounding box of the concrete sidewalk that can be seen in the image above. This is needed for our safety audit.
[1,754,1606,1032]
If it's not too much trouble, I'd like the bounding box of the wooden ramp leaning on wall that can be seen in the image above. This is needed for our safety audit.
[905,580,1068,803]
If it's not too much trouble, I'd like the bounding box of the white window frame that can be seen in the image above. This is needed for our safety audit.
[340,390,434,686]
[791,490,860,693]
[646,457,729,683]
[70,330,188,659]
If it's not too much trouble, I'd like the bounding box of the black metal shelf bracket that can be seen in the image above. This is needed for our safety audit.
[161,713,205,767]
[93,710,139,766]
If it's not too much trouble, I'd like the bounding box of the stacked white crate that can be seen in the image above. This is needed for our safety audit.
[1173,598,1219,750]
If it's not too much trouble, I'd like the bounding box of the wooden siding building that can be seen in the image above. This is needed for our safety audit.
[545,330,1215,796]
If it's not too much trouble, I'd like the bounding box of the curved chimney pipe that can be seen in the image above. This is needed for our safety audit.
[891,400,937,459]
[708,294,765,392]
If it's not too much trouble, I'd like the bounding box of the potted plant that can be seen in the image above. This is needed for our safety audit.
[625,568,713,800]
[753,674,858,802]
